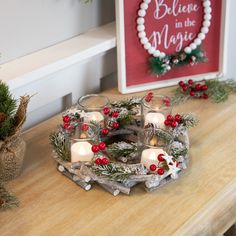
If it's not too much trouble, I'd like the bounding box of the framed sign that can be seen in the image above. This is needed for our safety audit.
[116,0,229,94]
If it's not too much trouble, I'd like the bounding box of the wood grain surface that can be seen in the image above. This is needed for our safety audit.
[1,86,236,236]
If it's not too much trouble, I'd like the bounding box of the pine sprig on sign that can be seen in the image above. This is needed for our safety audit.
[205,79,236,103]
[150,46,206,75]
[49,130,70,162]
[91,163,132,183]
[107,142,138,159]
[181,113,199,128]
[0,183,19,210]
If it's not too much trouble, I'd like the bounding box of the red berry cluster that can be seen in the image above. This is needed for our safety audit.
[95,157,109,165]
[91,142,107,153]
[178,80,209,99]
[149,154,166,176]
[162,96,171,107]
[63,115,71,130]
[145,92,154,102]
[164,114,181,128]
[103,107,120,131]
[92,142,110,165]
[145,92,171,107]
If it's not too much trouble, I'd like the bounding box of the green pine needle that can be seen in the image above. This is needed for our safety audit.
[205,79,236,103]
[107,142,138,159]
[49,130,71,162]
[150,46,206,76]
[181,113,199,128]
[0,183,19,210]
[91,164,132,183]
[0,81,17,140]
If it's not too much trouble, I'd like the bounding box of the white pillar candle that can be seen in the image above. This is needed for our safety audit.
[71,141,94,163]
[84,112,104,123]
[141,148,166,170]
[145,112,165,128]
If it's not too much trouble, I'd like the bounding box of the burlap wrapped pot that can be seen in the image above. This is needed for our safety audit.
[0,133,26,181]
[0,96,30,182]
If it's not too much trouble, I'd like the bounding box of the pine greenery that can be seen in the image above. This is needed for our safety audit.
[0,81,17,140]
[0,183,19,210]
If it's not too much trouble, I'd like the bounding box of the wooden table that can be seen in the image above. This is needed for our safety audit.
[1,87,236,236]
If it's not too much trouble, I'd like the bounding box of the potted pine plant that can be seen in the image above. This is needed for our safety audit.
[0,81,30,181]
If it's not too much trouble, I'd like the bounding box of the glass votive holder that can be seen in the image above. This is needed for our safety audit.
[69,122,99,163]
[140,127,173,172]
[77,94,110,126]
[141,94,172,129]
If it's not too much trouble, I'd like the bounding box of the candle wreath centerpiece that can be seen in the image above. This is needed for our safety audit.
[50,92,198,196]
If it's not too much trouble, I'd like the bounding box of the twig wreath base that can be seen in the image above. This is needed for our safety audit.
[50,97,196,196]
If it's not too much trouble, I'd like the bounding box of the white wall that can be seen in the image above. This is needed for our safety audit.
[0,0,115,64]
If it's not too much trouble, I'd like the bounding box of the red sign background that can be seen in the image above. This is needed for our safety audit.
[124,0,222,87]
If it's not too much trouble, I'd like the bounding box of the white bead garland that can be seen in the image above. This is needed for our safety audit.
[137,0,212,58]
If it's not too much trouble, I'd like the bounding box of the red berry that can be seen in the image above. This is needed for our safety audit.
[182,85,188,92]
[195,84,201,91]
[147,92,154,97]
[188,79,194,85]
[102,128,109,136]
[101,158,109,165]
[113,122,120,129]
[98,142,107,150]
[63,115,71,123]
[164,120,171,126]
[171,121,177,128]
[103,107,110,115]
[150,164,157,171]
[167,115,173,121]
[201,85,208,91]
[178,81,184,87]
[63,123,70,129]
[95,158,102,165]
[189,91,195,97]
[174,114,182,123]
[163,96,170,103]
[165,101,171,107]
[112,111,119,118]
[157,168,165,175]
[81,123,89,131]
[157,154,165,162]
[91,145,100,153]
[145,95,152,102]
[175,161,179,167]
[203,93,209,99]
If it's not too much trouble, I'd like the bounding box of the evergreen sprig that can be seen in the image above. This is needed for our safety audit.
[107,142,138,159]
[0,183,19,210]
[49,130,70,162]
[0,81,17,140]
[111,97,141,111]
[150,46,206,75]
[91,163,132,183]
[205,79,236,103]
[181,113,199,128]
[170,79,236,105]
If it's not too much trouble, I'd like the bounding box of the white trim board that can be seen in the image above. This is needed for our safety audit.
[0,22,116,91]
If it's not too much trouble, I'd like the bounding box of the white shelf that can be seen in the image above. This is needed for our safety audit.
[0,22,116,90]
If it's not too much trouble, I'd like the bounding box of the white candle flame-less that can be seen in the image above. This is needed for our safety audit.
[141,148,167,170]
[71,141,94,163]
[84,112,104,123]
[145,112,165,128]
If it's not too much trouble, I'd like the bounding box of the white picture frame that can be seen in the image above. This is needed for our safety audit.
[115,0,229,94]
